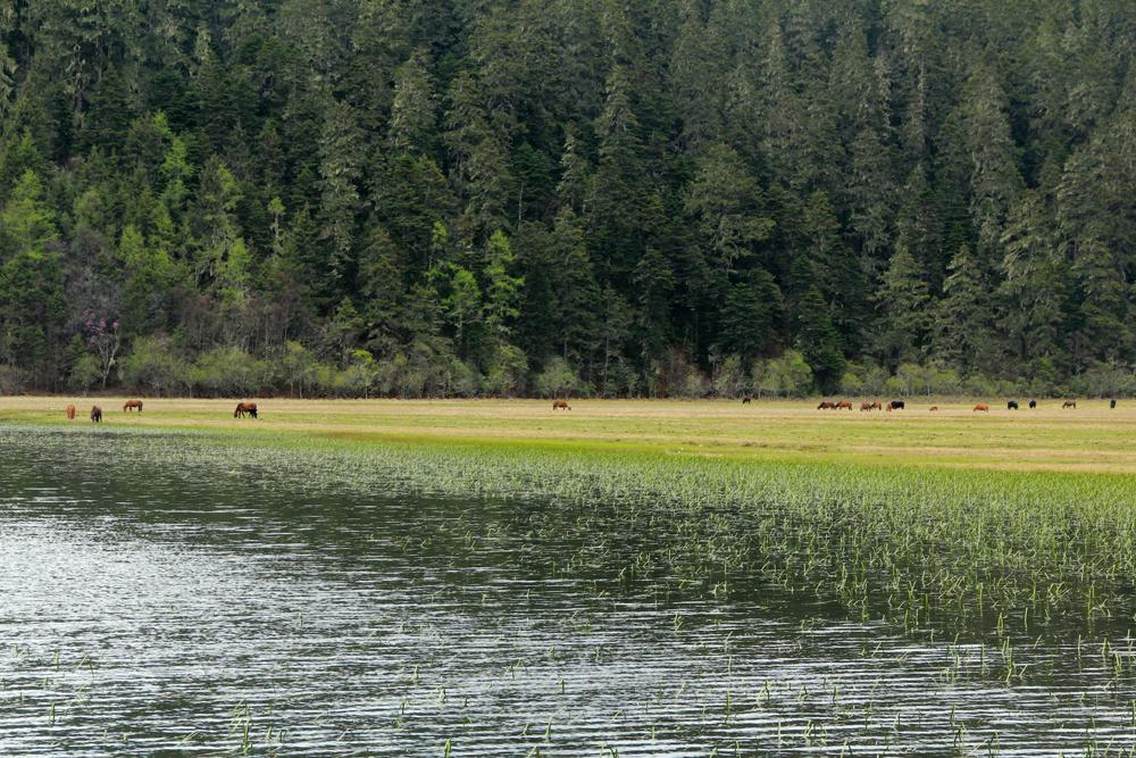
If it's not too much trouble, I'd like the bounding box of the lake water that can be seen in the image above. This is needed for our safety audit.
[1,429,1134,755]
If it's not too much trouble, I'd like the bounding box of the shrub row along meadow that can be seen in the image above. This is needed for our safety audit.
[28,334,1136,400]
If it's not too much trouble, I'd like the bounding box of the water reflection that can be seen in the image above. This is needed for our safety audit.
[0,430,1133,755]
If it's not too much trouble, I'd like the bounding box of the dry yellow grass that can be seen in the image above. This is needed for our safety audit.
[2,395,1134,475]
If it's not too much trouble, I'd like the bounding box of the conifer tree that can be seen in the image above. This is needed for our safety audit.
[877,243,931,367]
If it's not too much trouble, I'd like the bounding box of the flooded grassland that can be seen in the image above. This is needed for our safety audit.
[2,404,1136,754]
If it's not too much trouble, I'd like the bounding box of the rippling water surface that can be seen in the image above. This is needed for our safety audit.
[1,429,1134,755]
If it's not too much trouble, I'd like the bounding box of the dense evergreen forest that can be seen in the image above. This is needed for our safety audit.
[1,0,1135,398]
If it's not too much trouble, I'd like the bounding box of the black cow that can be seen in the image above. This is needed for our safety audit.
[1007,400,1019,410]
[742,395,752,405]
[888,400,905,411]
[1028,399,1037,409]
[1110,399,1117,409]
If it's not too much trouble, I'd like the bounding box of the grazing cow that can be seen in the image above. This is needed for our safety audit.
[1028,399,1037,409]
[65,404,76,420]
[973,403,990,413]
[234,402,258,419]
[1110,399,1117,409]
[742,395,752,405]
[859,401,878,412]
[835,400,854,410]
[90,405,102,423]
[929,406,939,412]
[1063,400,1077,409]
[123,399,143,413]
[1007,400,1019,410]
[887,400,905,411]
[552,399,571,411]
[817,401,835,410]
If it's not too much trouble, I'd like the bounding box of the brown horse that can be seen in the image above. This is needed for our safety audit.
[552,399,571,411]
[90,405,102,423]
[123,399,143,413]
[234,402,258,419]
[834,400,853,410]
[66,404,76,420]
[1063,400,1077,409]
[973,403,990,413]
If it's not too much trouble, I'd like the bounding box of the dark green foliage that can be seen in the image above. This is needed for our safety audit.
[0,1,1134,395]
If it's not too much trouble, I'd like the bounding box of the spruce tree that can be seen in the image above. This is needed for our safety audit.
[877,243,931,367]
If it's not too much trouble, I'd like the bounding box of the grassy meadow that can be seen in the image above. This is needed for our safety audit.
[1,395,1134,475]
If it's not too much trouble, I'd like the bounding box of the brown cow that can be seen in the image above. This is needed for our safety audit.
[929,406,939,412]
[123,399,143,413]
[90,405,102,423]
[552,399,571,411]
[834,400,854,410]
[66,404,76,420]
[741,395,752,405]
[1063,400,1077,409]
[234,402,258,419]
[817,401,835,410]
[973,403,990,413]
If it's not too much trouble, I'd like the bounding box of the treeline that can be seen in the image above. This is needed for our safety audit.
[1,0,1135,398]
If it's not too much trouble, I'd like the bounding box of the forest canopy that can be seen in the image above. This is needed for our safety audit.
[1,0,1135,398]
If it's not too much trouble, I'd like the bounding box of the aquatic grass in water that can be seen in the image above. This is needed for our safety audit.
[5,425,1136,753]
[5,424,1135,641]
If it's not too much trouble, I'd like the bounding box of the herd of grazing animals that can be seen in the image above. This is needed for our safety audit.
[813,397,1111,413]
[66,401,261,422]
[57,395,1121,422]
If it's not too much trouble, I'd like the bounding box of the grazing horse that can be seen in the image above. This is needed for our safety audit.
[123,399,143,413]
[887,400,905,411]
[1110,399,1117,409]
[1028,399,1037,409]
[973,403,990,413]
[741,395,752,405]
[233,402,258,419]
[1063,400,1077,409]
[1007,400,1019,410]
[552,399,571,411]
[90,405,102,423]
[929,406,939,412]
[65,404,76,420]
[817,401,835,410]
[834,400,853,410]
